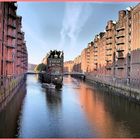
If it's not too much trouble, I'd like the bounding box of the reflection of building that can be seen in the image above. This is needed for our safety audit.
[77,82,136,137]
[65,3,140,86]
[78,86,115,137]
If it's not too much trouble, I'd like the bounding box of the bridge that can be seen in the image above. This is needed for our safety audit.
[27,71,85,80]
[63,72,85,80]
[26,71,40,74]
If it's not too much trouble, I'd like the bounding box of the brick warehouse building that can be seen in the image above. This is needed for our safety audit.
[0,2,27,107]
[63,61,74,73]
[64,3,140,88]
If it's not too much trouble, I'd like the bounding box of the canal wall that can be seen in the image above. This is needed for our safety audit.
[0,74,26,111]
[85,74,140,104]
[0,82,26,138]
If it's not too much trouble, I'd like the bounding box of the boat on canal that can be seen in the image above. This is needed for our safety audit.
[38,50,64,88]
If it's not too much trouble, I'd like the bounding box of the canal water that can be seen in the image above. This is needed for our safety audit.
[0,74,140,138]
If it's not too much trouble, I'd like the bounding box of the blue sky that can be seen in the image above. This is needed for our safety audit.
[17,2,138,64]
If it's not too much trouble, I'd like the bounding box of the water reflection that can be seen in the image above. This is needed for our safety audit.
[18,75,94,138]
[0,82,26,138]
[3,75,139,138]
[76,81,140,137]
[45,89,62,107]
[43,89,62,137]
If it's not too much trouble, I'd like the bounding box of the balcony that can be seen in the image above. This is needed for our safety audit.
[106,53,112,56]
[17,40,22,45]
[17,49,22,53]
[106,24,112,31]
[7,22,16,29]
[106,28,111,31]
[107,42,113,45]
[116,46,124,52]
[106,37,112,40]
[21,60,25,62]
[106,40,112,45]
[117,53,124,59]
[116,65,124,69]
[8,7,16,19]
[116,26,125,31]
[6,56,13,63]
[18,35,22,40]
[8,12,16,19]
[17,55,21,58]
[105,58,112,62]
[117,56,124,59]
[106,47,112,50]
[17,43,21,46]
[94,62,98,65]
[106,63,112,70]
[94,49,98,52]
[6,59,13,63]
[116,42,124,45]
[6,44,15,49]
[18,29,22,33]
[116,33,125,38]
[116,38,125,45]
[7,32,16,39]
[23,51,27,55]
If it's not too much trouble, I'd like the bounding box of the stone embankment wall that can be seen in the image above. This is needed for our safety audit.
[85,73,140,103]
[0,75,26,111]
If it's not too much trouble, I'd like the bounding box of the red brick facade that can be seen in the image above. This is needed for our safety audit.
[0,2,27,78]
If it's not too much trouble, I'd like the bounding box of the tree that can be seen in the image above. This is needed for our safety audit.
[34,63,46,72]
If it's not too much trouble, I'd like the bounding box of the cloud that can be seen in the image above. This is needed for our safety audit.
[22,24,51,64]
[59,2,93,53]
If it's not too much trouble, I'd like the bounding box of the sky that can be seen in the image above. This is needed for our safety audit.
[17,2,138,65]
